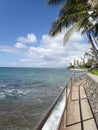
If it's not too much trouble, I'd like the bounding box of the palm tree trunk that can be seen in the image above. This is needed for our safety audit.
[85,27,98,63]
[92,30,98,48]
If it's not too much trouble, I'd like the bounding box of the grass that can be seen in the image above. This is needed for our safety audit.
[91,70,98,76]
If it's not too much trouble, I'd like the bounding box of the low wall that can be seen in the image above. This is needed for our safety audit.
[86,73,98,125]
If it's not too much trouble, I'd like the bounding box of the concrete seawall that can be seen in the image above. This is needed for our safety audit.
[86,73,98,125]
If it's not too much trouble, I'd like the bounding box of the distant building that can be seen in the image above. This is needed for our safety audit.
[70,57,88,67]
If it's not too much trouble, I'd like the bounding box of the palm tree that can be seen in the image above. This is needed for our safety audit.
[46,0,98,62]
[88,0,98,37]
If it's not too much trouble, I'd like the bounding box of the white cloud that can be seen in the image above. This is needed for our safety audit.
[68,32,84,42]
[0,45,27,56]
[41,33,64,45]
[14,42,27,49]
[0,31,90,67]
[0,45,19,54]
[0,61,18,67]
[18,33,37,44]
[18,31,89,67]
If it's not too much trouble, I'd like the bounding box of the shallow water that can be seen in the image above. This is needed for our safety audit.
[0,67,73,130]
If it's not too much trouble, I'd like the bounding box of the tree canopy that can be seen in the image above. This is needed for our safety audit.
[46,0,98,62]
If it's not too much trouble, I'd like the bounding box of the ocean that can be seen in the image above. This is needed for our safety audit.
[0,67,74,130]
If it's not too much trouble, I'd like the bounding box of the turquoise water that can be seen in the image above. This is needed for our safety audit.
[0,67,73,130]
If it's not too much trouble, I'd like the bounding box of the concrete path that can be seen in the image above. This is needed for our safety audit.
[59,79,98,130]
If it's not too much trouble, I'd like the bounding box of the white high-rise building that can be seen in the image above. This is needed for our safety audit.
[70,57,88,67]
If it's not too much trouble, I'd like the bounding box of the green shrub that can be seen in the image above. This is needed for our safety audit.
[91,70,98,75]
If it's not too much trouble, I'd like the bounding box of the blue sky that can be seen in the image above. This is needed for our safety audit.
[0,0,59,43]
[0,0,90,67]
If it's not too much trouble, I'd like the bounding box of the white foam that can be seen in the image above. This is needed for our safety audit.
[3,88,37,97]
[0,92,5,99]
[17,90,24,94]
[17,88,37,95]
[0,84,7,88]
[5,89,15,93]
[37,99,43,103]
[42,88,70,130]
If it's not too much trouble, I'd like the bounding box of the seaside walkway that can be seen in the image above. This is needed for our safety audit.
[59,79,98,130]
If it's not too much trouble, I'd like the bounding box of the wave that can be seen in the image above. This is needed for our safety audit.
[0,88,38,100]
[0,84,7,88]
[0,92,6,99]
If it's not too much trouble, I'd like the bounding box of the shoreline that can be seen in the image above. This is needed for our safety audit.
[70,68,88,71]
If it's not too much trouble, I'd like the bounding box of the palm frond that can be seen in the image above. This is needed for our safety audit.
[46,0,65,6]
[76,17,89,30]
[49,19,62,36]
[63,23,78,44]
[66,0,87,4]
[59,2,88,20]
[63,17,90,44]
[49,1,88,36]
[49,15,74,36]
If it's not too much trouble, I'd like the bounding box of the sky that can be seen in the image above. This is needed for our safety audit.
[0,0,90,68]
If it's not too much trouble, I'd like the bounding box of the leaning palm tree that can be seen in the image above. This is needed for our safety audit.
[88,0,98,37]
[47,0,98,43]
[46,0,98,62]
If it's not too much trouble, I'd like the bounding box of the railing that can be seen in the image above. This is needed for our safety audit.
[34,71,86,130]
